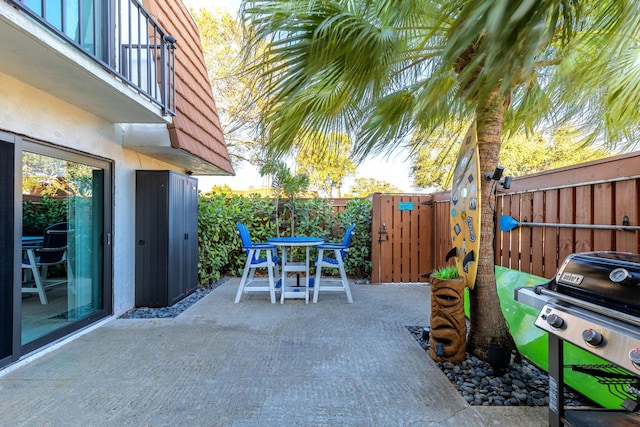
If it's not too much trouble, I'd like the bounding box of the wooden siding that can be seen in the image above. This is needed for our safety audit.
[145,0,234,175]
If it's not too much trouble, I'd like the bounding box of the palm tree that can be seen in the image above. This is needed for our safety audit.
[240,0,637,360]
[259,159,310,237]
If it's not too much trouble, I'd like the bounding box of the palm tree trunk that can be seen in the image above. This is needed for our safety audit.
[466,89,517,362]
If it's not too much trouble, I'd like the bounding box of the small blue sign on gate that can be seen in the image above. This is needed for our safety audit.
[398,202,414,211]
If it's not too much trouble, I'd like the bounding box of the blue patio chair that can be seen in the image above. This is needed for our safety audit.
[234,222,281,303]
[313,224,355,303]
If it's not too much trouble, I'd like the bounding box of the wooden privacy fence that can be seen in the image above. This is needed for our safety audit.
[494,152,640,278]
[326,198,351,216]
[372,151,640,283]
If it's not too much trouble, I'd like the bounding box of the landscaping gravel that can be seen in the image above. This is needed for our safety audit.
[406,326,595,407]
[120,277,370,318]
[119,277,228,319]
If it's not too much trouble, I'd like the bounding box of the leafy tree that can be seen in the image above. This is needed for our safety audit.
[295,132,357,197]
[22,153,94,197]
[412,124,611,190]
[240,0,638,361]
[204,184,234,195]
[191,7,267,166]
[410,122,470,191]
[259,159,310,236]
[346,178,402,198]
[500,127,611,177]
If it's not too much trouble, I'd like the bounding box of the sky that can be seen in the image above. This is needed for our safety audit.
[203,150,416,194]
[183,0,417,193]
[183,0,240,13]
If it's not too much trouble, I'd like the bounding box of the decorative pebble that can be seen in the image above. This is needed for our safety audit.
[512,379,526,389]
[406,326,595,407]
[119,278,227,318]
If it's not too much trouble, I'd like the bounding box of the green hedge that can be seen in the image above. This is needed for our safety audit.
[197,194,372,285]
[21,193,373,287]
[22,197,68,236]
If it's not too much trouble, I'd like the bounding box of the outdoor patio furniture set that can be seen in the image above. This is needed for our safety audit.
[234,222,355,304]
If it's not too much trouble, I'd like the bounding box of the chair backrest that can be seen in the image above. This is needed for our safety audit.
[342,224,356,248]
[236,222,253,250]
[339,224,356,259]
[39,222,69,264]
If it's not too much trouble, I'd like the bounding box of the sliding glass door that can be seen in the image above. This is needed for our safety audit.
[19,141,111,354]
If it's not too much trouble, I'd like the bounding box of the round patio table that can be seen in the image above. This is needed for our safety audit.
[267,237,324,304]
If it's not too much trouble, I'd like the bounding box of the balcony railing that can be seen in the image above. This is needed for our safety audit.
[6,0,176,116]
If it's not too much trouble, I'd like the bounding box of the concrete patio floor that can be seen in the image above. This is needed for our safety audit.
[0,279,548,426]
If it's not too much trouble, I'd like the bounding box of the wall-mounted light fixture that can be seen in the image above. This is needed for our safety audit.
[486,165,511,189]
[501,176,512,190]
[486,166,504,182]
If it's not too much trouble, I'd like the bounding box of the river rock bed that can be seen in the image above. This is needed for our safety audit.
[406,326,595,407]
[119,277,228,318]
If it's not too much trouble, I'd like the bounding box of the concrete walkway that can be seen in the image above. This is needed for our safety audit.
[0,279,548,426]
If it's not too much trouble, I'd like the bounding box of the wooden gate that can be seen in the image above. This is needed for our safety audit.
[371,194,438,283]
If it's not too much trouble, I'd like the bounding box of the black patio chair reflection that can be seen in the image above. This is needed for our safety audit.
[22,222,73,304]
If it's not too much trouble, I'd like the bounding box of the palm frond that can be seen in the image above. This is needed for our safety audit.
[242,0,639,160]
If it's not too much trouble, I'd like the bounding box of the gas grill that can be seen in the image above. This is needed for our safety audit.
[515,251,640,427]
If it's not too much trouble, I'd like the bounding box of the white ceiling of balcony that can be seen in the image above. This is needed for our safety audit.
[0,3,169,124]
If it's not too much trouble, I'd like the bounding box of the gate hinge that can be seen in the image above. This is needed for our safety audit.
[421,200,434,207]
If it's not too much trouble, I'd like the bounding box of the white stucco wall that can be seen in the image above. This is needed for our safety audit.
[0,71,183,316]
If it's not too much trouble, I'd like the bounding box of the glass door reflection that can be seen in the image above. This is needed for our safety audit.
[21,152,104,345]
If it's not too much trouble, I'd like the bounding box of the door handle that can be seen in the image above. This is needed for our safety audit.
[378,223,388,244]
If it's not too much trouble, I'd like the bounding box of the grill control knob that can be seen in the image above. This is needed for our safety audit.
[630,348,640,365]
[581,329,603,346]
[546,313,564,328]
